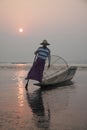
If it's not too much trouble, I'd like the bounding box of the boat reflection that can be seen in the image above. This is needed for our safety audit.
[26,89,50,129]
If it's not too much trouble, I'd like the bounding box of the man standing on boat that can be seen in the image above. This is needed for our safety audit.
[25,40,51,90]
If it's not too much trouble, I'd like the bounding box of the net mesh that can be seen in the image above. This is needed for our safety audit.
[42,55,68,81]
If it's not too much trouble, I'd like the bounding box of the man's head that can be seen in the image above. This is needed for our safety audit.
[40,40,50,46]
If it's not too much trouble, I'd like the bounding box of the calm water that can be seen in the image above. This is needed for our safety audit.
[0,64,87,130]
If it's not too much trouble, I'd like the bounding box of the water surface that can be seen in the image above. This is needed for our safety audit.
[0,64,87,130]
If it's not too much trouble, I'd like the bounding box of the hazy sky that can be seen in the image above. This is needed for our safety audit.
[0,0,87,63]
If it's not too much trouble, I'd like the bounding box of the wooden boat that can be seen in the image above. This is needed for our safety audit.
[34,55,77,87]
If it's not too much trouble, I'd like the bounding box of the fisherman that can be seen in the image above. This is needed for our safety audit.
[25,40,51,90]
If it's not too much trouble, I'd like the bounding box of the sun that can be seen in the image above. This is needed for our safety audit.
[19,28,23,33]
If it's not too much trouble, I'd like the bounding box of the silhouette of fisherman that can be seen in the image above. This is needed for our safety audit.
[25,40,51,90]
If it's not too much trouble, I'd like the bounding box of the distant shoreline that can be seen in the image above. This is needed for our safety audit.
[0,63,87,70]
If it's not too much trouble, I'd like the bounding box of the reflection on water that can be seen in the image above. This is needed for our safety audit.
[17,81,24,107]
[1,63,87,129]
[14,70,26,107]
[26,89,50,129]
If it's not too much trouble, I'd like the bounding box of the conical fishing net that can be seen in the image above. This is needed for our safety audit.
[42,55,69,82]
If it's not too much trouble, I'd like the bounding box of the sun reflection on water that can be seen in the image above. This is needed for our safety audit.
[15,69,26,107]
[17,78,24,107]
